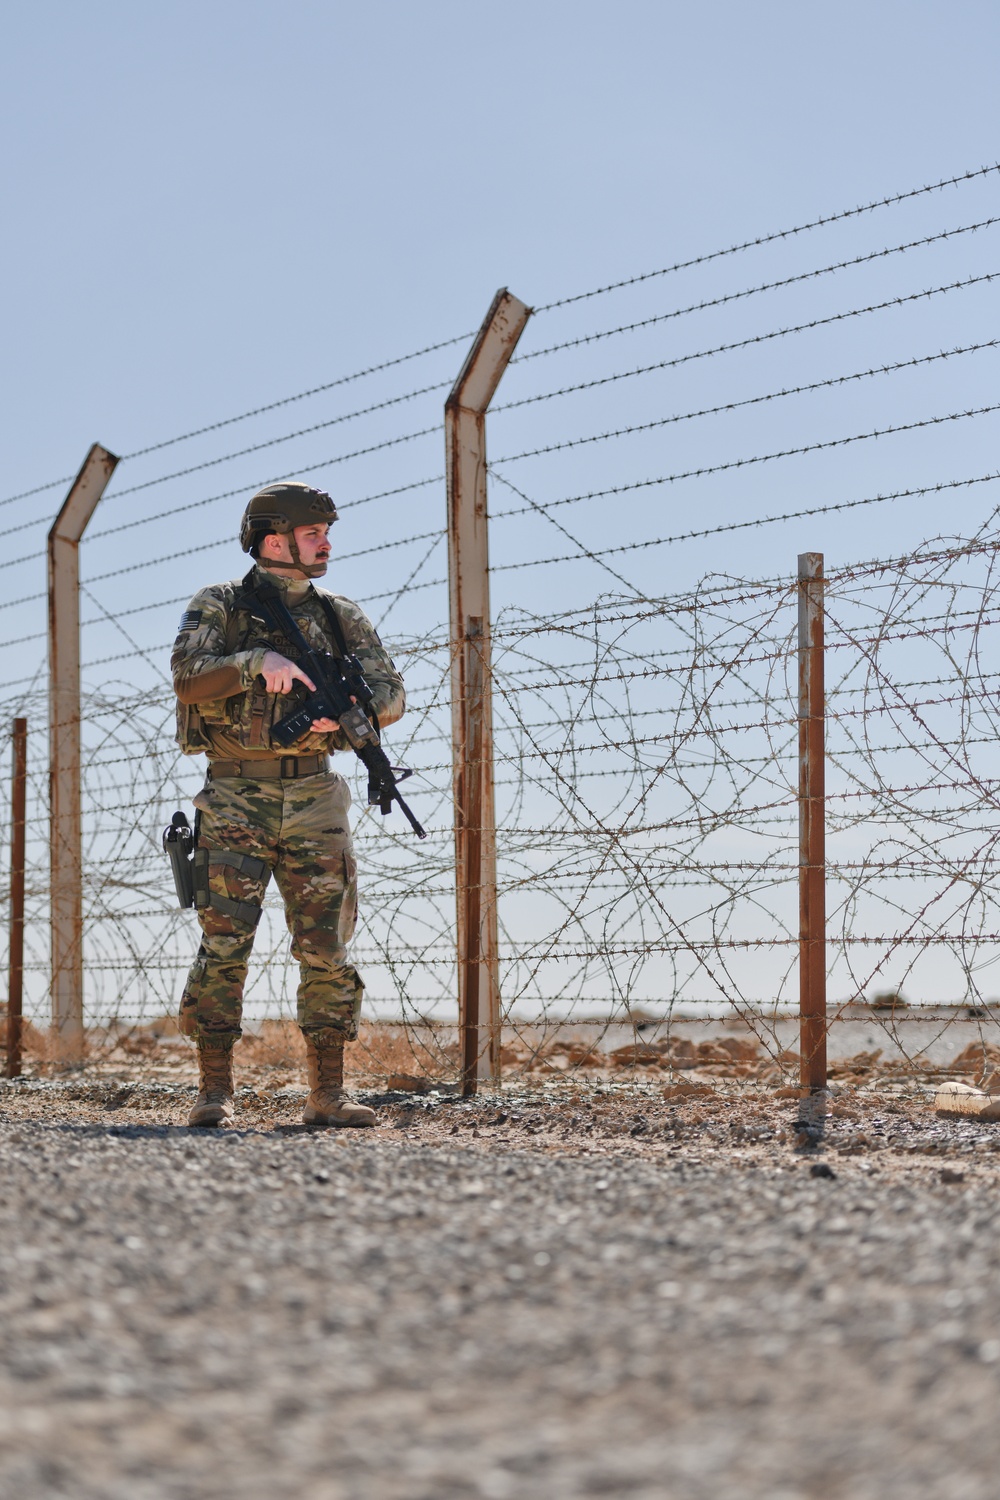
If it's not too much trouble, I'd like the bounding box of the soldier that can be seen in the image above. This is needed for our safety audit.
[171,480,405,1129]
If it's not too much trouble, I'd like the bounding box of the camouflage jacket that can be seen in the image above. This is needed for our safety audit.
[171,566,405,758]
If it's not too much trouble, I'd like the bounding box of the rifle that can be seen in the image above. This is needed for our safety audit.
[248,577,426,839]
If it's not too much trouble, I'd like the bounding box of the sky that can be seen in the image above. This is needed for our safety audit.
[1,0,997,494]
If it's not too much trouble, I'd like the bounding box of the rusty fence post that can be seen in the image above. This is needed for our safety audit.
[798,552,827,1092]
[5,718,27,1079]
[48,444,119,1065]
[446,289,531,1095]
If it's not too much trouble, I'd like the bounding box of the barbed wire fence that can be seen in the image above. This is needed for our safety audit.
[4,160,1000,1090]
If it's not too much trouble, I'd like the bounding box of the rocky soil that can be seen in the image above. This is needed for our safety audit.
[2,1075,1000,1498]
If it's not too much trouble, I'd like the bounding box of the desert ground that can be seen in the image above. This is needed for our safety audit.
[3,1020,1000,1498]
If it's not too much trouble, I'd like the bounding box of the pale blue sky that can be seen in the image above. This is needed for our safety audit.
[2,0,997,495]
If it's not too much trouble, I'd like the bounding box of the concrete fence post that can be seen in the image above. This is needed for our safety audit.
[798,552,827,1092]
[48,443,119,1064]
[5,717,27,1079]
[445,289,531,1095]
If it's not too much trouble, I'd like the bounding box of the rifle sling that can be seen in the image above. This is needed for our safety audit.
[242,570,381,738]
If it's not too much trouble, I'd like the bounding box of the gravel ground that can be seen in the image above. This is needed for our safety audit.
[2,1076,1000,1499]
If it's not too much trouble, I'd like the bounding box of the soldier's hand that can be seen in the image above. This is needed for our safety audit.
[261,651,316,695]
[311,695,357,734]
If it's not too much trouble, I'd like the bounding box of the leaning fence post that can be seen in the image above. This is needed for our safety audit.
[798,552,827,1092]
[5,718,27,1079]
[48,444,119,1065]
[446,288,531,1096]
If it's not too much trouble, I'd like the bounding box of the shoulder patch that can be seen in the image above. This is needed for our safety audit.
[178,609,202,631]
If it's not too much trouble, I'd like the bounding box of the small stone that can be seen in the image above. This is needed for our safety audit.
[609,1044,663,1067]
[939,1168,965,1185]
[934,1082,1000,1120]
[835,1131,871,1155]
[663,1081,714,1101]
[810,1162,837,1179]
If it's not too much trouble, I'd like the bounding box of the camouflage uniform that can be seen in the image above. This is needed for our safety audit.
[171,565,405,1046]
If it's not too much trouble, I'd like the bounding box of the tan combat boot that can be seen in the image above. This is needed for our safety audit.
[302,1033,376,1128]
[188,1041,236,1127]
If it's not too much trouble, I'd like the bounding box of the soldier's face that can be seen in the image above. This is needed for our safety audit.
[293,524,332,574]
[264,524,332,576]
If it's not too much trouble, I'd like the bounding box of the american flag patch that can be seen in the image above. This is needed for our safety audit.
[178,609,202,631]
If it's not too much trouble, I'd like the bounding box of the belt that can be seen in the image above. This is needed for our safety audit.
[207,753,330,780]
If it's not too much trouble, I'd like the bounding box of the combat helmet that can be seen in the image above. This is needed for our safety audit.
[240,481,339,578]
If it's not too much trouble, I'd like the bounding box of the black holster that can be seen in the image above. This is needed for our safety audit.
[162,811,268,927]
[163,811,195,908]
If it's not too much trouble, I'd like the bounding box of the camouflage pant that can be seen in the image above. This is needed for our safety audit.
[179,770,362,1045]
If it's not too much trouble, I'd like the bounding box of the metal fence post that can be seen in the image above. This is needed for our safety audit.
[48,444,119,1064]
[446,288,531,1095]
[798,552,827,1092]
[5,718,27,1079]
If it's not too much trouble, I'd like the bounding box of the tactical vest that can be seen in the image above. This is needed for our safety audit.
[176,579,348,756]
